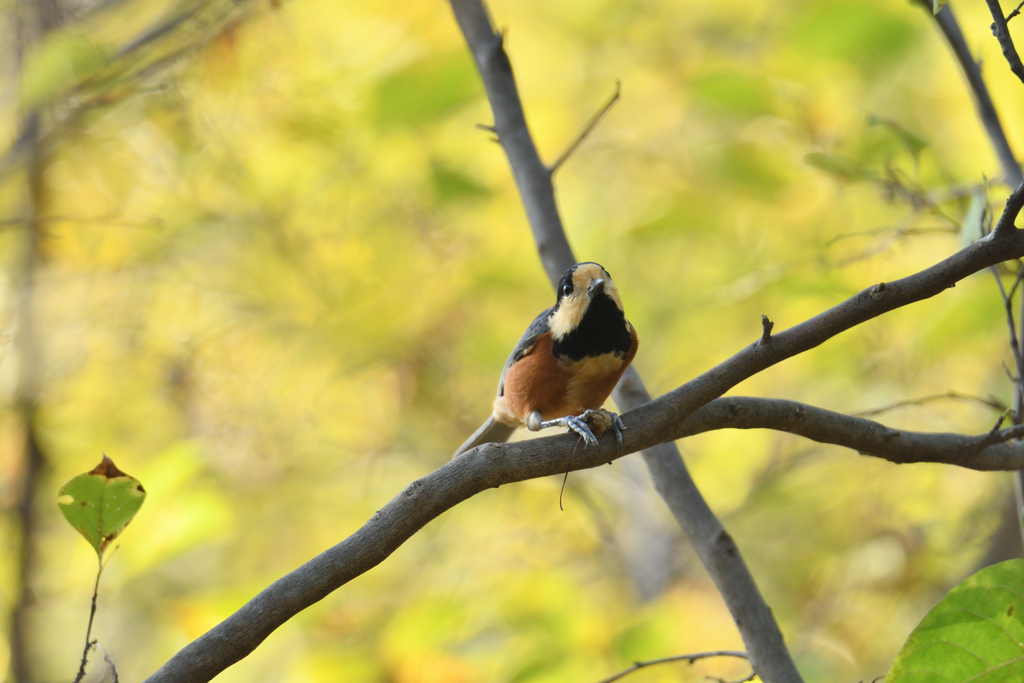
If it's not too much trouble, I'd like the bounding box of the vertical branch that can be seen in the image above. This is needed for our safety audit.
[985,0,1024,84]
[9,1,61,680]
[920,1,1023,186]
[611,371,802,683]
[447,1,804,681]
[448,0,576,283]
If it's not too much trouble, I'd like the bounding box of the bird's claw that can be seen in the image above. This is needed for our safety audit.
[564,415,599,448]
[611,413,625,458]
[576,409,626,458]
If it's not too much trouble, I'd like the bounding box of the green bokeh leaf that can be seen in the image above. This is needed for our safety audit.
[20,31,109,109]
[431,161,490,203]
[789,0,918,72]
[804,152,872,181]
[374,53,480,127]
[690,71,774,117]
[866,114,928,161]
[960,189,988,248]
[58,455,146,558]
[887,559,1024,682]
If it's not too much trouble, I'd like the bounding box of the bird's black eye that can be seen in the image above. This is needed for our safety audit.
[561,282,573,298]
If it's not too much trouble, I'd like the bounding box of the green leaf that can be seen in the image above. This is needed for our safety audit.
[887,559,1024,682]
[20,31,109,109]
[866,113,929,161]
[804,152,872,181]
[960,189,988,248]
[58,455,146,558]
[374,53,481,127]
[933,0,949,15]
[789,0,919,73]
[431,161,490,204]
[690,71,775,117]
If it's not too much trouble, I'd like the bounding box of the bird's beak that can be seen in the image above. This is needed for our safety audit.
[587,278,605,297]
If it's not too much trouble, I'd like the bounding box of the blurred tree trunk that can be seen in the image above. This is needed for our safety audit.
[10,1,62,680]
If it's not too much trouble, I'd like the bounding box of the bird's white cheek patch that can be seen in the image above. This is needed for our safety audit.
[549,297,589,339]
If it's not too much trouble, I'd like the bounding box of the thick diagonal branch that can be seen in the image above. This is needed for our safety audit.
[143,327,1024,683]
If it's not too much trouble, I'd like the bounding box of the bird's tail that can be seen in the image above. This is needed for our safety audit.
[453,415,517,459]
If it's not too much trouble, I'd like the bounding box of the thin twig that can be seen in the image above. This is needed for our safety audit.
[759,315,774,345]
[825,225,957,247]
[595,650,749,683]
[1004,359,1020,382]
[1008,266,1024,301]
[986,0,1024,84]
[1009,0,1024,21]
[990,262,1024,379]
[854,390,1007,418]
[72,560,105,683]
[996,182,1024,235]
[549,80,621,174]
[979,423,1024,447]
[707,672,757,683]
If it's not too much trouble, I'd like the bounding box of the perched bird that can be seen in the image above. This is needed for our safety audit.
[454,262,639,458]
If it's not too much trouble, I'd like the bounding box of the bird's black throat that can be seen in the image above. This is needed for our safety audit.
[551,294,632,361]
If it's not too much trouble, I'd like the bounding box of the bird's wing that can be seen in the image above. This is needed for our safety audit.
[497,307,552,398]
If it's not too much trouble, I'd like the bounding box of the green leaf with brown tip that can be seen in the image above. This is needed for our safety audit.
[58,455,146,558]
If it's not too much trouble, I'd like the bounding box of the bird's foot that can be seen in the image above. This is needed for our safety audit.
[535,414,599,448]
[579,409,625,458]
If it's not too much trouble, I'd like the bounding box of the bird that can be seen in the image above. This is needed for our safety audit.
[454,262,638,458]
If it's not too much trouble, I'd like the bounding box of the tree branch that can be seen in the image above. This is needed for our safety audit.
[682,397,1024,470]
[919,0,1023,186]
[985,0,1024,84]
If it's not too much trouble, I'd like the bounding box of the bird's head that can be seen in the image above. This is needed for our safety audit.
[549,262,624,340]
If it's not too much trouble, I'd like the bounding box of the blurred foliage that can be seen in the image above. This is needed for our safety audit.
[0,0,1023,681]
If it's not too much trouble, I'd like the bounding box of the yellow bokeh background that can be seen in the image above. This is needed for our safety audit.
[2,0,1023,681]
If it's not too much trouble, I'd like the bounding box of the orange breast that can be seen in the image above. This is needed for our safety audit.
[500,333,572,422]
[498,325,638,423]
